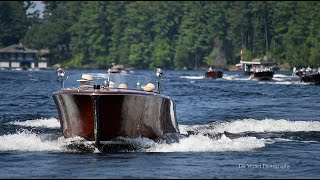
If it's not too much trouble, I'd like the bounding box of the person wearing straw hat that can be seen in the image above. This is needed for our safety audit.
[118,83,128,89]
[141,83,155,92]
[77,74,93,88]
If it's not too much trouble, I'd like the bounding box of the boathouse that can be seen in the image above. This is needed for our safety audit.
[0,43,48,69]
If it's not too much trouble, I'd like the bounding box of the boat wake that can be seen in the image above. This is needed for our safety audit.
[1,118,320,153]
[180,118,320,143]
[179,75,204,80]
[179,73,312,85]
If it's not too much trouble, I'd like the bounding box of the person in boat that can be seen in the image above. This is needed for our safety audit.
[109,81,115,88]
[118,83,128,89]
[77,74,93,89]
[142,83,155,92]
[306,66,312,74]
[208,67,213,72]
[292,67,297,76]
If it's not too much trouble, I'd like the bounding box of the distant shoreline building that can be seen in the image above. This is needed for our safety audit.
[0,43,49,70]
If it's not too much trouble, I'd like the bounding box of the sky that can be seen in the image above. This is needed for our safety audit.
[28,1,45,18]
[34,1,44,11]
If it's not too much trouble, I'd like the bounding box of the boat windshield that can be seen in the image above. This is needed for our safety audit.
[61,73,161,92]
[253,66,272,72]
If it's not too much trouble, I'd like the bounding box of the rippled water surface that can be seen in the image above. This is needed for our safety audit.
[0,69,320,178]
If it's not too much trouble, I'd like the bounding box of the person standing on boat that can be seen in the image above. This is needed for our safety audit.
[208,67,213,72]
[292,67,297,76]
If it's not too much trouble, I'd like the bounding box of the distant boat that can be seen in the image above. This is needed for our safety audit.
[53,68,181,152]
[238,60,278,76]
[300,73,320,84]
[249,69,274,81]
[295,68,320,85]
[204,67,223,78]
[107,64,129,74]
[238,61,278,80]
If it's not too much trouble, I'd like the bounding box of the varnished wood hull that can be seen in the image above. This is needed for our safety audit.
[205,71,223,78]
[300,73,320,84]
[53,90,180,145]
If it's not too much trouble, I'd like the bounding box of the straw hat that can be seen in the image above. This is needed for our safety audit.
[142,83,155,92]
[77,74,93,81]
[118,83,128,89]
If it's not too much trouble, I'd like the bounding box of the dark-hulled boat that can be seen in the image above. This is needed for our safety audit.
[53,68,181,152]
[301,73,320,84]
[238,61,278,79]
[249,69,274,81]
[296,70,320,85]
[204,67,223,78]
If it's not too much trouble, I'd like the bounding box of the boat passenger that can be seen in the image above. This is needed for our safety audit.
[142,83,155,92]
[306,66,312,74]
[292,67,296,76]
[77,74,93,89]
[109,81,115,88]
[118,83,128,89]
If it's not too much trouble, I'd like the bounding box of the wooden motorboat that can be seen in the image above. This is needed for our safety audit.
[204,67,223,78]
[107,64,128,74]
[239,61,275,80]
[299,72,320,85]
[53,68,181,152]
[295,68,320,85]
[238,60,279,77]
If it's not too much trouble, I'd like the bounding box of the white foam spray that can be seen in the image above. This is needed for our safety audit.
[179,118,320,134]
[9,117,60,128]
[2,118,319,153]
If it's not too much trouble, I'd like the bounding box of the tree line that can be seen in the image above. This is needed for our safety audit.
[1,1,320,70]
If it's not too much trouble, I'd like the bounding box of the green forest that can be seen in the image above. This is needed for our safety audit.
[1,1,320,70]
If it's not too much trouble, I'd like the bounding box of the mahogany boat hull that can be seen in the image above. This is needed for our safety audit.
[250,71,274,81]
[300,73,320,84]
[53,90,180,147]
[204,71,223,78]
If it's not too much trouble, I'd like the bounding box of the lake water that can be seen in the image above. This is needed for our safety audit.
[0,69,320,178]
